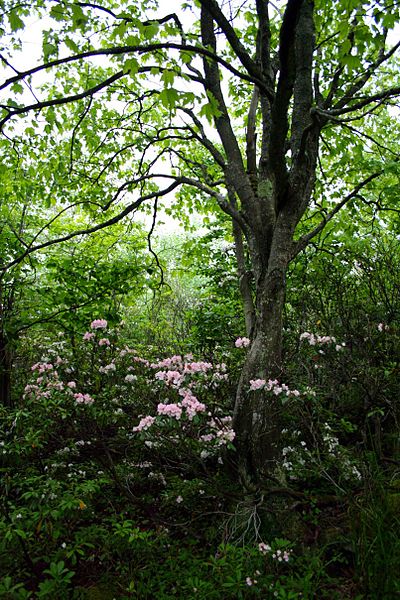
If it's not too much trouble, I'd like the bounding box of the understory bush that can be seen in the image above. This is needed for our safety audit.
[1,318,399,598]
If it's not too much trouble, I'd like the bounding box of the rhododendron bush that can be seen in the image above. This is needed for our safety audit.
[1,308,399,597]
[22,320,236,466]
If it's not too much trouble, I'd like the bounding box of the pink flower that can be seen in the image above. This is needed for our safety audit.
[67,381,76,389]
[133,415,155,432]
[216,428,236,444]
[235,337,250,348]
[98,338,110,346]
[155,370,183,386]
[258,542,271,554]
[183,361,213,373]
[157,403,182,419]
[124,374,136,383]
[74,393,94,405]
[180,391,206,419]
[249,378,266,391]
[90,319,108,329]
[83,332,95,341]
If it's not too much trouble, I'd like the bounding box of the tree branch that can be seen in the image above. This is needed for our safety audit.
[268,0,301,199]
[316,85,400,119]
[198,0,273,99]
[0,71,126,129]
[200,6,255,214]
[0,42,269,98]
[1,182,181,272]
[293,169,386,256]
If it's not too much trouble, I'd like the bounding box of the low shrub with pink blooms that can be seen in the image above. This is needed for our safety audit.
[24,319,236,468]
[249,378,301,399]
[74,392,94,405]
[300,331,346,350]
[90,319,108,329]
[235,337,250,348]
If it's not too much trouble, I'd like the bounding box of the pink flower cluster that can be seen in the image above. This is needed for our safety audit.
[155,370,183,387]
[98,338,111,346]
[83,332,95,341]
[258,542,271,554]
[74,393,94,405]
[272,549,291,562]
[157,403,182,419]
[180,389,206,420]
[90,319,108,329]
[300,331,345,350]
[31,362,53,374]
[258,542,292,562]
[249,378,300,397]
[132,415,155,432]
[202,416,235,446]
[235,337,250,348]
[99,362,116,373]
[132,354,230,448]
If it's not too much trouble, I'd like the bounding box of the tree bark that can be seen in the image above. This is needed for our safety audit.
[233,227,292,485]
[0,333,12,407]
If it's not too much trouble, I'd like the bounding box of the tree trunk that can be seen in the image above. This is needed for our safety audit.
[0,334,12,407]
[233,264,286,487]
[232,218,255,337]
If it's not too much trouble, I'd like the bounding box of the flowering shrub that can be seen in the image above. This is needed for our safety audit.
[235,336,251,348]
[2,318,398,597]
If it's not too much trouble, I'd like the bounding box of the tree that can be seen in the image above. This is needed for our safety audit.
[0,0,399,483]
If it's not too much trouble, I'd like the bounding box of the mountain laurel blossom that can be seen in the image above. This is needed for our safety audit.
[74,393,94,405]
[300,331,346,350]
[90,319,108,329]
[258,542,271,554]
[132,416,155,432]
[83,332,95,341]
[124,374,137,383]
[235,337,250,348]
[157,403,183,420]
[249,378,301,398]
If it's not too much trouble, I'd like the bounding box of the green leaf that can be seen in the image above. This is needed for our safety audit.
[181,52,192,64]
[143,22,159,39]
[123,58,139,76]
[71,5,88,29]
[11,82,24,94]
[159,87,179,109]
[161,70,175,86]
[8,11,24,31]
[50,6,65,22]
[43,42,58,60]
[64,37,80,53]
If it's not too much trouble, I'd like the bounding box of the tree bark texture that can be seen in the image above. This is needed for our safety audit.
[0,333,12,407]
